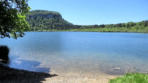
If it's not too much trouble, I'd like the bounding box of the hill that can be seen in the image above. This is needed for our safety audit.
[26,10,75,31]
[26,10,148,32]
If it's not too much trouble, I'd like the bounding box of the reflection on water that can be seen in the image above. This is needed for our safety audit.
[0,32,148,75]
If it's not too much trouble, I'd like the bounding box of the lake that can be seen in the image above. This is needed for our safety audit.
[0,32,148,76]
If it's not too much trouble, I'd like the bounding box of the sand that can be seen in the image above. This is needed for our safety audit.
[0,65,118,83]
[43,71,118,83]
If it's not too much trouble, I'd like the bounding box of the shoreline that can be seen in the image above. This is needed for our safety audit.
[25,31,148,34]
[0,64,119,83]
[43,71,119,83]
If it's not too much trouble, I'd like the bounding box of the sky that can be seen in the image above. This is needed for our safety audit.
[28,0,148,25]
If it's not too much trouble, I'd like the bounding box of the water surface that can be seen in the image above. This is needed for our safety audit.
[0,32,148,75]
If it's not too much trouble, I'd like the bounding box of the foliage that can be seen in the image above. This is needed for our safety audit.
[109,73,148,83]
[74,21,148,33]
[26,10,75,31]
[0,0,30,38]
[27,10,148,33]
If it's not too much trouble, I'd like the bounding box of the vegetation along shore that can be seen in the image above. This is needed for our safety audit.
[26,10,148,33]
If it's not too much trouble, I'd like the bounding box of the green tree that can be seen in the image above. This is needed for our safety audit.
[0,0,30,39]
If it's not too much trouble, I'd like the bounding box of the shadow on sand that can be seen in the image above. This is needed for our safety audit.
[0,65,57,83]
[0,45,57,83]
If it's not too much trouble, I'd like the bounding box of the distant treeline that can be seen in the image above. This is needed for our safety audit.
[27,10,148,32]
[74,21,148,32]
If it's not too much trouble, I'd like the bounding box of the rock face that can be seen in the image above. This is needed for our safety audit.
[27,10,62,19]
[26,10,74,30]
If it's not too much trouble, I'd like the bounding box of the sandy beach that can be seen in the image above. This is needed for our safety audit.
[43,71,118,83]
[0,64,119,83]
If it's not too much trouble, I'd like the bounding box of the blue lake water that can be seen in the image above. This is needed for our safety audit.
[0,32,148,75]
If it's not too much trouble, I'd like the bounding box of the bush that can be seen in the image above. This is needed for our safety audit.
[110,73,148,83]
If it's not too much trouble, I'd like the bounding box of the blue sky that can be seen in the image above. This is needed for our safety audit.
[28,0,148,25]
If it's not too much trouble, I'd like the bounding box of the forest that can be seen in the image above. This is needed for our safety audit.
[27,10,148,33]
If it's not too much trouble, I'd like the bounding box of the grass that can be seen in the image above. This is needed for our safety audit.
[109,73,148,83]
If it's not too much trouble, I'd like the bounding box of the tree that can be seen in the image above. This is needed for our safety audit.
[0,46,9,64]
[0,0,30,64]
[0,0,30,39]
